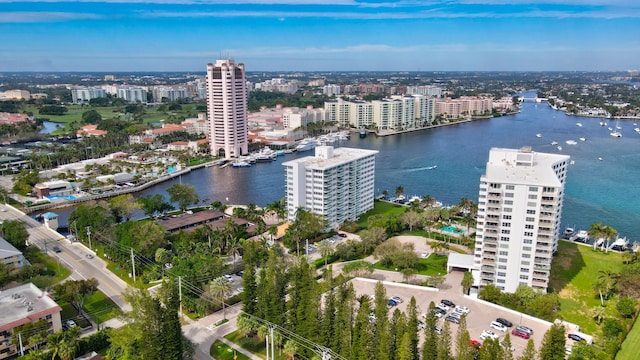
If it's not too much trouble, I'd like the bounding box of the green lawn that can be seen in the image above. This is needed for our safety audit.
[84,290,121,324]
[616,318,640,360]
[225,330,287,360]
[357,200,407,230]
[374,254,449,276]
[550,241,625,336]
[210,340,252,360]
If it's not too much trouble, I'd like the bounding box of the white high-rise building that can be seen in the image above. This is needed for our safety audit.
[206,59,248,159]
[474,147,570,293]
[283,146,378,229]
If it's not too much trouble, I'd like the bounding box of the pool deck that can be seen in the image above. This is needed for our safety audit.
[436,224,470,238]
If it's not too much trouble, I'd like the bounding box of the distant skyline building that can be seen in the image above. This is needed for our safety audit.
[206,59,249,159]
[71,87,107,104]
[283,146,378,229]
[474,147,569,293]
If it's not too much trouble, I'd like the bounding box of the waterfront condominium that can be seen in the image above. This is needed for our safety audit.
[283,146,378,229]
[206,59,248,159]
[474,147,570,293]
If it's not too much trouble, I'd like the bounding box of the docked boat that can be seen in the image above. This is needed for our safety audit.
[572,230,589,243]
[610,237,629,251]
[536,133,542,138]
[295,138,317,152]
[565,140,577,145]
[359,128,367,138]
[231,160,251,168]
[563,227,575,239]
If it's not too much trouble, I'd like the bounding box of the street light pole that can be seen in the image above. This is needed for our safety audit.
[86,226,92,251]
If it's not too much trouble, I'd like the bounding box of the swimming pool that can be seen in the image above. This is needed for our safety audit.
[46,195,76,201]
[440,225,464,234]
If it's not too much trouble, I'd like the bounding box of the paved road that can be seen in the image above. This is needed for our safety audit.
[1,203,131,312]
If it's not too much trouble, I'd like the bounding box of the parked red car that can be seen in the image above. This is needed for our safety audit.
[512,329,530,339]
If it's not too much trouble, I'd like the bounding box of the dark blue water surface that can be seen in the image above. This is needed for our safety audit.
[53,92,640,240]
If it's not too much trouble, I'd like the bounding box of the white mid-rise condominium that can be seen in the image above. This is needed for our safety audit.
[474,147,570,293]
[71,88,107,104]
[206,59,248,159]
[283,146,378,229]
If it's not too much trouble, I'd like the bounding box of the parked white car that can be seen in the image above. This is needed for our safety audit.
[490,321,508,333]
[436,303,450,312]
[480,330,499,341]
[454,305,470,314]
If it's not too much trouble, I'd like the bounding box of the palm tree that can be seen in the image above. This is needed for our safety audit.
[588,222,607,251]
[461,271,474,295]
[422,194,435,208]
[207,276,232,319]
[603,225,617,253]
[596,269,617,305]
[316,239,334,266]
[591,306,606,324]
[394,185,405,198]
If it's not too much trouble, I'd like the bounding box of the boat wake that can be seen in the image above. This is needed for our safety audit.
[404,165,438,172]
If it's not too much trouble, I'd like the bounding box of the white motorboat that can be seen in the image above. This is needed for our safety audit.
[609,237,629,251]
[608,127,613,131]
[295,138,317,152]
[231,160,252,168]
[557,146,563,151]
[551,141,559,145]
[579,137,586,142]
[536,133,542,138]
[610,131,622,138]
[572,230,589,243]
[565,140,577,145]
[576,123,583,127]
[634,128,640,133]
[563,227,575,239]
[570,160,575,165]
[600,121,606,126]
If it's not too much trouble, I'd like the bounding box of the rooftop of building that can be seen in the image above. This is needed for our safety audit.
[0,283,62,332]
[484,147,570,186]
[0,236,22,259]
[282,146,378,170]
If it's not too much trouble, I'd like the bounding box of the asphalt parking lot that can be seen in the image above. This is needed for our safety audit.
[349,275,553,357]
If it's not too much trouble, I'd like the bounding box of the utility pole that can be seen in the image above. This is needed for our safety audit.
[18,332,24,356]
[43,239,47,255]
[130,248,136,284]
[178,276,183,319]
[86,226,92,251]
[270,326,275,360]
[265,335,269,360]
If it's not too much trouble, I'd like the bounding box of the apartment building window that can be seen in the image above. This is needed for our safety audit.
[501,229,510,234]
[529,187,539,192]
[524,239,533,244]
[506,185,515,190]
[522,247,531,252]
[526,210,536,214]
[505,193,514,198]
[497,272,506,277]
[522,254,531,258]
[504,200,513,205]
[519,275,529,280]
[499,251,509,256]
[527,202,537,207]
[525,224,534,229]
[498,258,508,263]
[520,268,530,273]
[503,208,512,213]
[498,265,507,270]
[528,194,538,199]
[502,215,512,220]
[524,232,533,237]
[502,222,511,227]
[497,279,506,284]
[500,236,510,241]
[500,244,509,249]
[526,217,535,222]
[522,261,530,265]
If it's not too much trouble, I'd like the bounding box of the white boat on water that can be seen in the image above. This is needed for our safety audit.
[295,138,317,152]
[610,131,622,138]
[563,227,575,239]
[231,160,251,168]
[576,122,583,127]
[608,127,613,131]
[600,121,607,126]
[566,140,577,145]
[551,141,559,145]
[425,165,437,170]
[610,237,629,251]
[634,128,640,133]
[572,230,589,243]
[536,133,542,138]
[557,145,563,151]
[579,137,586,142]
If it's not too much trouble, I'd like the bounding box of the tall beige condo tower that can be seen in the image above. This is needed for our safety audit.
[474,147,570,293]
[206,59,248,159]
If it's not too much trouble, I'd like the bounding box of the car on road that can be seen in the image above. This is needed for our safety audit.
[511,329,530,339]
[441,299,455,307]
[85,254,94,259]
[391,296,403,304]
[338,233,348,238]
[445,315,460,324]
[223,274,233,281]
[568,334,585,342]
[235,271,244,277]
[495,317,513,327]
[53,246,61,253]
[515,325,534,335]
[421,252,429,258]
[480,330,499,341]
[565,347,573,355]
[454,305,470,314]
[490,321,508,332]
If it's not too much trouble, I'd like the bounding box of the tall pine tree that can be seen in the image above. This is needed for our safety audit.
[437,320,453,360]
[422,302,439,360]
[538,323,566,360]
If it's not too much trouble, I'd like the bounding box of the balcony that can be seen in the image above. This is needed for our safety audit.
[531,278,548,287]
[482,258,496,266]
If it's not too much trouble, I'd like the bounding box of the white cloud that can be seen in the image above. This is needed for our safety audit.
[0,11,101,23]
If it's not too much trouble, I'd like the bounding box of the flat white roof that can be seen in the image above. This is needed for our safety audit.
[485,147,570,186]
[447,253,477,270]
[282,146,378,170]
[0,283,62,332]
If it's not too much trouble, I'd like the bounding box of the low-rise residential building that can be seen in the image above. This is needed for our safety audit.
[0,283,63,359]
[0,113,32,126]
[76,125,108,138]
[0,236,27,270]
[0,90,30,100]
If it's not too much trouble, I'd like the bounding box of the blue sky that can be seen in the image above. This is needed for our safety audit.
[1,0,639,72]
